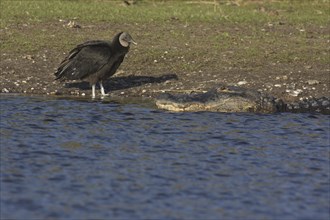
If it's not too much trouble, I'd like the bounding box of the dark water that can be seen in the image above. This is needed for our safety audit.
[1,94,329,220]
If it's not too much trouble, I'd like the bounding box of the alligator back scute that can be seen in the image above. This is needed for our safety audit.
[285,97,330,114]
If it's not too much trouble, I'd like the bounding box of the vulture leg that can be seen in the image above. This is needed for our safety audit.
[99,81,108,96]
[92,84,96,98]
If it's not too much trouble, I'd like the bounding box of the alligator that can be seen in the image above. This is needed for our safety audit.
[155,85,330,114]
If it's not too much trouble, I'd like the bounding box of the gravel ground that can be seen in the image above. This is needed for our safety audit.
[1,21,329,102]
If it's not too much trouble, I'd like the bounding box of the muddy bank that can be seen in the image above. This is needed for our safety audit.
[1,21,329,102]
[1,50,328,103]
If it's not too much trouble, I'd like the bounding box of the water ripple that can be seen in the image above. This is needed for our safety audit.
[1,95,329,220]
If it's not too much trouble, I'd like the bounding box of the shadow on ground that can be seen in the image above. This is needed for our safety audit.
[64,73,178,91]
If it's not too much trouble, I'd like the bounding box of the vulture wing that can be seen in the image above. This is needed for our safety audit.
[55,40,112,80]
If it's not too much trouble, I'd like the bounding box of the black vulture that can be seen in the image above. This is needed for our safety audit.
[55,32,136,98]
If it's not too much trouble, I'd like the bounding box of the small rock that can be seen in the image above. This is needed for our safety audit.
[306,80,320,85]
[286,83,296,89]
[2,88,9,93]
[286,89,303,97]
[274,84,282,87]
[275,75,288,80]
[237,80,247,85]
[22,55,34,60]
[264,83,272,88]
[70,90,80,95]
[66,21,81,28]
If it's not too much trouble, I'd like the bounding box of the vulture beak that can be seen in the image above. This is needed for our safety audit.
[130,39,137,45]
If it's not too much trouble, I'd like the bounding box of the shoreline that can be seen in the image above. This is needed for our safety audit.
[1,57,328,103]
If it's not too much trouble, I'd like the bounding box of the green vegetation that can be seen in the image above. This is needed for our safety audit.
[1,0,329,26]
[1,0,329,70]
